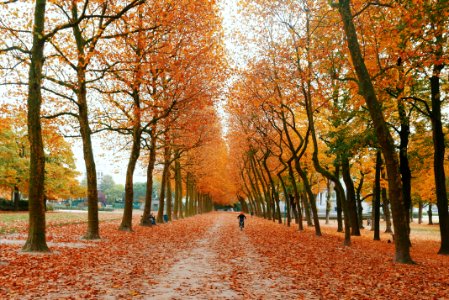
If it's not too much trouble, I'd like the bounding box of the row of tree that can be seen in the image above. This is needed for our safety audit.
[0,1,235,251]
[226,0,448,264]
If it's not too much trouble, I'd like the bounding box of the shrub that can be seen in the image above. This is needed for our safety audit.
[0,198,28,211]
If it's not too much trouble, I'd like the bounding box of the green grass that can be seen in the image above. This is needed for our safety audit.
[0,212,29,223]
[0,212,86,223]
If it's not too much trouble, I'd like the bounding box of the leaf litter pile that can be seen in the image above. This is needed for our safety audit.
[1,212,449,299]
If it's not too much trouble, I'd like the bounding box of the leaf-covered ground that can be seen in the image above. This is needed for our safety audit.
[1,212,449,299]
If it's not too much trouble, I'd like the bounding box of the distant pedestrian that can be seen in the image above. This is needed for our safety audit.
[237,212,246,230]
[150,213,156,225]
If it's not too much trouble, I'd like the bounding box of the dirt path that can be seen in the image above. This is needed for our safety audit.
[145,214,310,299]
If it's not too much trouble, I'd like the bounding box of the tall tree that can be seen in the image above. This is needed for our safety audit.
[333,0,413,263]
[23,0,48,252]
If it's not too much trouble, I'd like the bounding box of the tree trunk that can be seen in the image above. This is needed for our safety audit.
[288,161,303,230]
[252,154,272,220]
[262,152,282,223]
[278,174,291,226]
[166,168,172,221]
[237,195,249,213]
[13,186,20,211]
[243,174,259,216]
[430,63,449,254]
[119,92,142,231]
[78,83,100,239]
[157,145,170,223]
[418,201,423,224]
[334,165,343,232]
[177,162,184,219]
[290,194,299,223]
[374,150,381,241]
[23,0,49,252]
[321,157,351,244]
[337,0,413,263]
[398,98,412,227]
[184,174,190,217]
[70,4,100,239]
[356,172,364,229]
[173,157,182,219]
[428,204,433,225]
[191,189,197,216]
[325,180,331,225]
[381,167,393,233]
[141,131,157,226]
[296,164,321,236]
[341,156,360,236]
[247,162,266,218]
[302,191,313,227]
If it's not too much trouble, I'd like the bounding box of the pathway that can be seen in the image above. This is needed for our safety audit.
[144,214,310,299]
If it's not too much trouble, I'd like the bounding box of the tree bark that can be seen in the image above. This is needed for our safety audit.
[166,167,172,221]
[252,154,272,220]
[418,200,423,225]
[296,164,321,236]
[398,98,412,228]
[428,204,433,225]
[184,174,191,217]
[337,0,413,263]
[70,3,100,239]
[119,92,142,231]
[325,180,331,225]
[287,161,303,230]
[141,131,157,226]
[262,151,282,224]
[173,157,183,219]
[355,173,364,229]
[278,174,291,226]
[430,63,449,254]
[23,0,49,252]
[77,81,100,239]
[341,156,360,235]
[157,145,170,223]
[248,155,266,218]
[334,165,343,232]
[374,150,381,241]
[237,195,249,213]
[13,186,20,211]
[381,166,393,233]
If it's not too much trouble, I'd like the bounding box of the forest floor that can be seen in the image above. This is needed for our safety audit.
[1,211,449,299]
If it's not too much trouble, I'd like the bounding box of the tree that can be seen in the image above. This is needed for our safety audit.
[333,0,413,263]
[0,116,28,209]
[23,0,49,252]
[395,0,449,254]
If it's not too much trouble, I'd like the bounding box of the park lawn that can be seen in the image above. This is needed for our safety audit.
[0,211,122,235]
[318,218,441,242]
